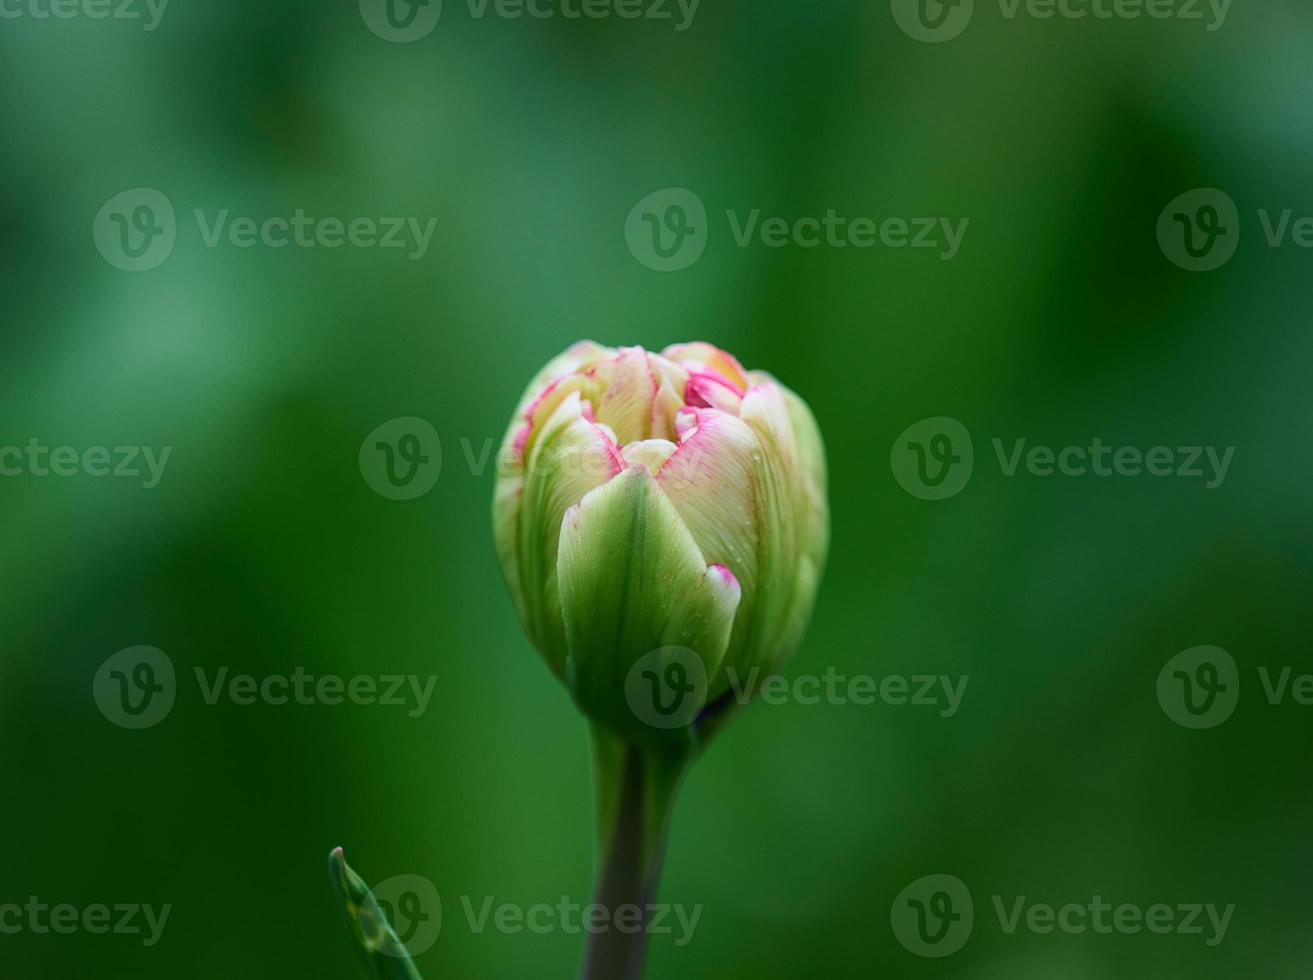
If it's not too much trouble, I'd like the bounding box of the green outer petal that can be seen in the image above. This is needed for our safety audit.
[737,380,829,674]
[493,341,615,648]
[655,409,767,685]
[492,469,527,626]
[777,385,829,653]
[513,393,621,675]
[557,465,741,741]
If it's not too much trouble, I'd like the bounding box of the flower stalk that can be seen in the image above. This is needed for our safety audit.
[583,729,690,980]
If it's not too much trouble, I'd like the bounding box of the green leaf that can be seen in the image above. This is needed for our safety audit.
[328,848,426,980]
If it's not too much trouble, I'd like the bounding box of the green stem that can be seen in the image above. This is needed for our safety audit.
[582,728,690,980]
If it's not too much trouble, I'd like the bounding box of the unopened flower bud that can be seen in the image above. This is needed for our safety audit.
[493,342,828,743]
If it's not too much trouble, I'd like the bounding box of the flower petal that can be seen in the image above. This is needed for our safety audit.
[592,347,686,444]
[657,405,806,679]
[557,465,742,737]
[656,407,761,626]
[621,438,678,471]
[737,379,827,671]
[685,371,744,413]
[510,392,623,675]
[662,342,749,392]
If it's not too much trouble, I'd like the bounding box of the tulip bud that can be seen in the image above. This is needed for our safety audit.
[493,342,828,745]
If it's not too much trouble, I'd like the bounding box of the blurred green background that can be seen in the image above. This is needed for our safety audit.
[3,0,1312,976]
